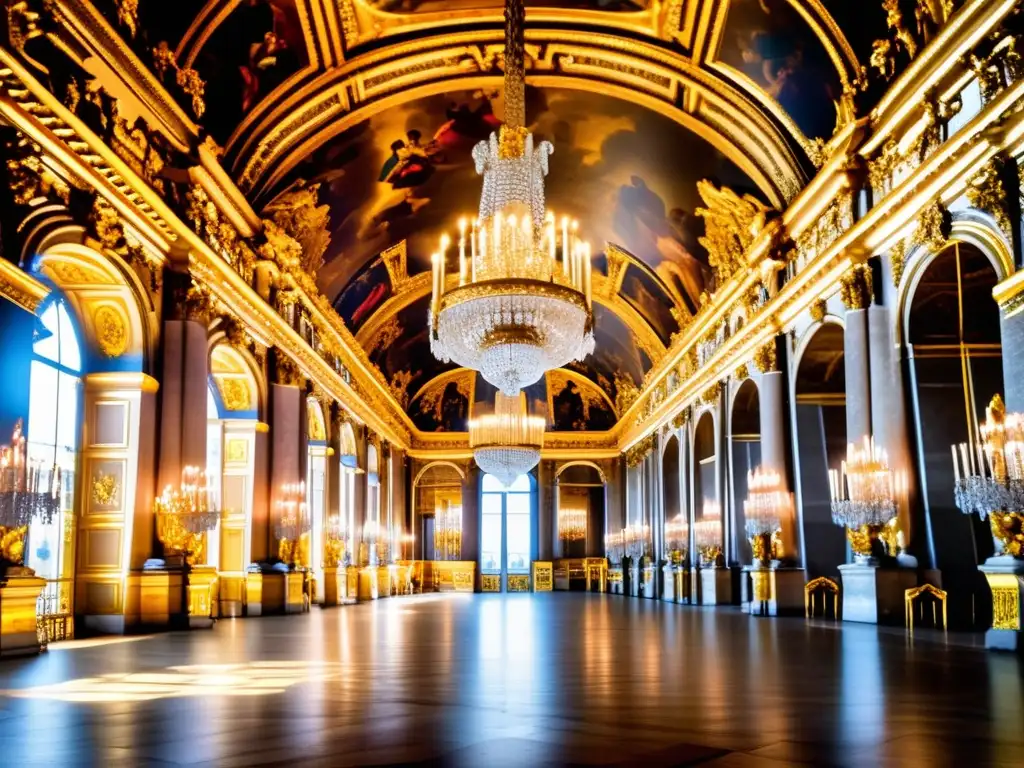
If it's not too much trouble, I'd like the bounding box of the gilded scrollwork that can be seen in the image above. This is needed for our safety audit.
[262,184,331,276]
[889,238,907,287]
[809,298,827,323]
[92,472,119,506]
[839,264,874,311]
[5,134,70,205]
[753,340,778,374]
[966,158,1011,235]
[911,201,950,254]
[613,371,640,415]
[624,434,655,469]
[695,180,772,285]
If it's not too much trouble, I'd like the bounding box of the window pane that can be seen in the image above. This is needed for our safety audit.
[506,493,531,517]
[482,474,506,493]
[506,474,532,493]
[506,514,531,572]
[27,361,58,458]
[57,303,81,371]
[55,372,79,455]
[480,514,502,573]
[482,493,503,517]
[33,304,59,363]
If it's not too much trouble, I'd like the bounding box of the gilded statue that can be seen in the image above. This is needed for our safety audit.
[695,180,772,285]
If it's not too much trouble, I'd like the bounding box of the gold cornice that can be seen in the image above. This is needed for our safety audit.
[84,372,160,393]
[0,49,178,255]
[617,50,1024,451]
[54,0,199,152]
[0,258,50,312]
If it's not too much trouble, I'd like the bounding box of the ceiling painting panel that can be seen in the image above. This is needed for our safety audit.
[715,0,842,140]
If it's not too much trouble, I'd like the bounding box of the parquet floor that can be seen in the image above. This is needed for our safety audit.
[0,593,1020,767]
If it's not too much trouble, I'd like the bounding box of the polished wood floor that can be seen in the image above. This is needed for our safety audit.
[0,593,1020,767]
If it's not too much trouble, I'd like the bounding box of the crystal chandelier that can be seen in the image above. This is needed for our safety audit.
[604,530,624,564]
[434,499,463,561]
[428,0,594,395]
[953,395,1024,557]
[0,419,61,529]
[622,522,650,560]
[828,437,899,530]
[695,499,722,566]
[557,497,587,543]
[665,514,689,564]
[744,467,790,567]
[470,391,544,487]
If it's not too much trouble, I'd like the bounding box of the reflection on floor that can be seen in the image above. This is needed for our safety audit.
[0,593,1020,767]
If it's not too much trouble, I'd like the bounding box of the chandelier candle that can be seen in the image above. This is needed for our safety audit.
[696,499,722,566]
[469,391,545,487]
[828,436,900,559]
[429,0,594,395]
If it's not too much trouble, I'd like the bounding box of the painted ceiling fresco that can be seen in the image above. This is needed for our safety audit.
[717,0,842,140]
[267,86,757,319]
[186,1,310,143]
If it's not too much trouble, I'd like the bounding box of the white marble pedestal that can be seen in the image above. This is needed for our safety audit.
[745,566,806,616]
[839,563,916,624]
[979,557,1024,653]
[700,567,734,605]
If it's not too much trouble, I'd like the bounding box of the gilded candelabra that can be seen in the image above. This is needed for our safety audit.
[696,499,723,567]
[275,482,310,567]
[153,466,221,566]
[744,467,789,567]
[323,514,345,568]
[434,500,462,561]
[828,436,901,560]
[953,395,1024,558]
[665,514,689,565]
[0,420,62,567]
[622,522,650,561]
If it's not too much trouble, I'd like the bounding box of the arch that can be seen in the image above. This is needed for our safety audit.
[693,409,717,507]
[555,460,607,484]
[730,377,761,565]
[306,396,327,443]
[792,320,847,579]
[792,315,845,378]
[235,52,805,206]
[339,420,358,459]
[902,239,1003,613]
[31,242,150,372]
[662,432,681,524]
[896,216,1013,347]
[209,343,263,420]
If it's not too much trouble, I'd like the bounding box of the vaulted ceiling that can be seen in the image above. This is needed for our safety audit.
[128,0,886,431]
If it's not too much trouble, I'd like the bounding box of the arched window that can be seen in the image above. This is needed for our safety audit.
[481,474,535,579]
[26,298,81,595]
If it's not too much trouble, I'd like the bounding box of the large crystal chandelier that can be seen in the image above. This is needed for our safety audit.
[429,0,594,395]
[469,391,544,487]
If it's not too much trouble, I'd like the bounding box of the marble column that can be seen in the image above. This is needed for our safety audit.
[78,373,159,634]
[606,458,625,537]
[352,430,367,565]
[651,446,665,565]
[536,460,554,561]
[250,422,271,563]
[462,463,481,584]
[269,382,303,555]
[552,475,564,560]
[845,308,872,443]
[157,320,208,490]
[760,370,798,563]
[868,304,917,560]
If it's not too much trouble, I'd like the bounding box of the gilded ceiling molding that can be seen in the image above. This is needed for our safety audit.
[0,258,50,313]
[230,29,806,205]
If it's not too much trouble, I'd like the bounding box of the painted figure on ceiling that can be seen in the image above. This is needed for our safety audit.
[553,380,586,431]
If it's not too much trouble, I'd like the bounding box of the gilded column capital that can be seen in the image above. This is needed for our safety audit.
[274,356,304,388]
[839,264,874,311]
[911,201,950,253]
[753,339,778,374]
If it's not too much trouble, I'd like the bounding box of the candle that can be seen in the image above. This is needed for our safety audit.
[459,219,467,285]
[431,253,440,313]
[583,242,592,307]
[561,217,569,277]
[976,440,985,478]
[951,444,960,482]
